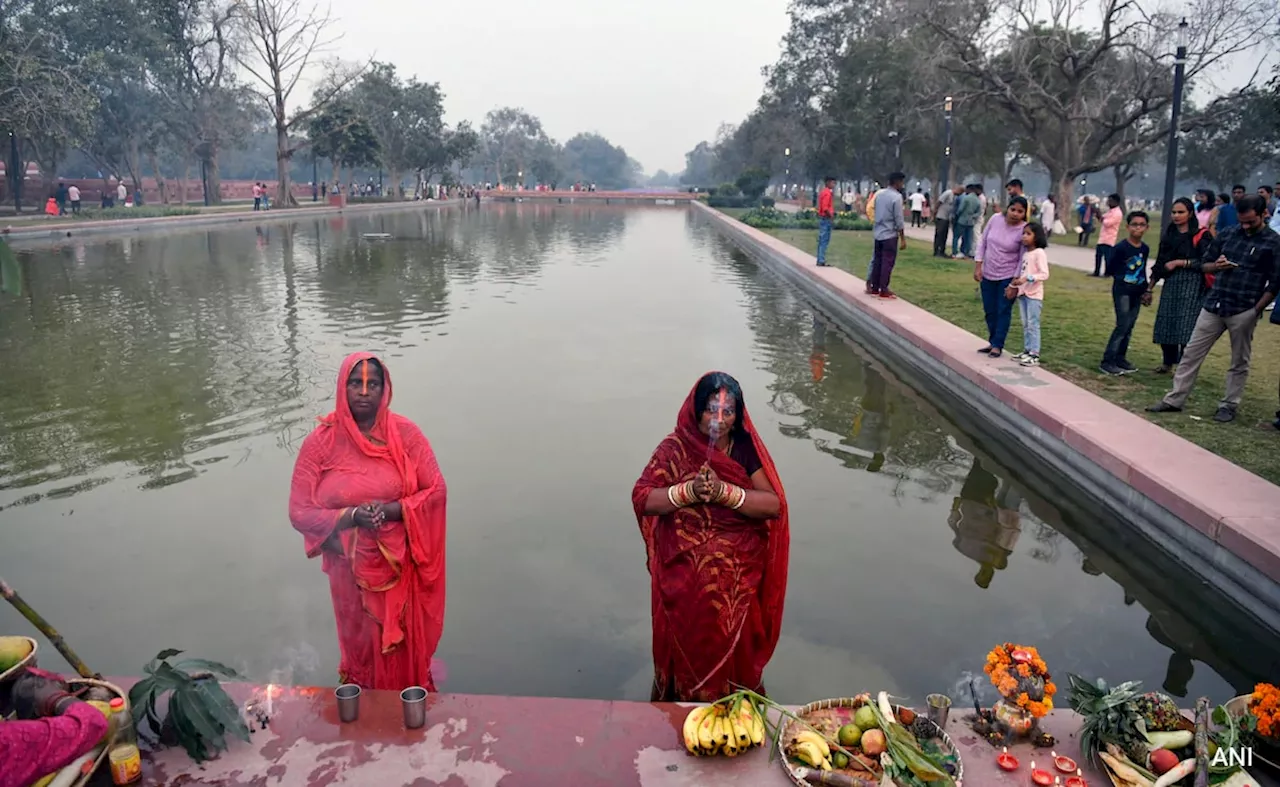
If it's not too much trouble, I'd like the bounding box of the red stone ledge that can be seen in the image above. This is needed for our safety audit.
[2,198,464,241]
[693,201,1280,586]
[122,680,1103,786]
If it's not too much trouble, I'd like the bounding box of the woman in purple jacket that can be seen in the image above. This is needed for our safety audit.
[973,196,1029,358]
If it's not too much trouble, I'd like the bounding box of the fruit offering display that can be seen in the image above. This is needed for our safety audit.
[680,693,768,757]
[779,692,960,787]
[1069,677,1259,787]
[0,635,36,678]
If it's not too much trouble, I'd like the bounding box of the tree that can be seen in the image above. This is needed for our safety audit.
[307,103,379,185]
[346,62,448,197]
[236,0,366,206]
[480,107,551,185]
[1179,90,1280,189]
[560,132,636,189]
[925,0,1276,207]
[681,141,718,187]
[736,168,771,200]
[147,0,257,204]
[0,0,97,208]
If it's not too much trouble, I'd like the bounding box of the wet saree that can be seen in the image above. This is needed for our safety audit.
[288,352,447,690]
[631,374,790,701]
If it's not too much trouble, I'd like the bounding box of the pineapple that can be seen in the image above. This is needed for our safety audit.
[1066,673,1151,766]
[1133,692,1182,732]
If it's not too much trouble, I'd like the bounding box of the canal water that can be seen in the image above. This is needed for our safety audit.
[0,204,1267,705]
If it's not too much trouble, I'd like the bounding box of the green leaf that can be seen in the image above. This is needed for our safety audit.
[173,658,241,679]
[190,678,250,743]
[155,648,184,662]
[152,661,195,692]
[167,694,205,761]
[174,690,227,754]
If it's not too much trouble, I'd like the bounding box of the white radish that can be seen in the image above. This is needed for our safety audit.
[1100,751,1154,786]
[877,691,895,720]
[1152,758,1196,787]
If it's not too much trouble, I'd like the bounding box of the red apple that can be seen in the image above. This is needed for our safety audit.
[1149,748,1180,774]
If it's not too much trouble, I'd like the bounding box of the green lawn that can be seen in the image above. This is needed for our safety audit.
[738,220,1280,483]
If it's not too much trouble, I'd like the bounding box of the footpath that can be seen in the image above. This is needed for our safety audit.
[2,198,461,242]
[775,200,1098,273]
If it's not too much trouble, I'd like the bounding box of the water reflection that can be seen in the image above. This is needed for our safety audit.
[948,459,1022,589]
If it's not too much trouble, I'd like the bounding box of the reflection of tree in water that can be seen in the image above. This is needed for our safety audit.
[714,245,962,491]
[0,227,314,497]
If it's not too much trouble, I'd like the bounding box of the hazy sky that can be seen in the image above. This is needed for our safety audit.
[325,0,789,175]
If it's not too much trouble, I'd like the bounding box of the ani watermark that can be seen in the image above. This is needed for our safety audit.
[1210,745,1255,768]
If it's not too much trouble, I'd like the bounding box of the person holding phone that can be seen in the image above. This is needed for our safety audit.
[1147,195,1280,423]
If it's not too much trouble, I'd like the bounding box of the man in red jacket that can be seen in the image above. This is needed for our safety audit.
[816,176,836,267]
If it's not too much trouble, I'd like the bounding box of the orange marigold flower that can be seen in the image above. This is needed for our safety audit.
[1016,664,1031,678]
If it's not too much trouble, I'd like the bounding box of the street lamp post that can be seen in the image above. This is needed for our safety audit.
[1160,17,1189,230]
[312,151,318,202]
[940,96,953,190]
[784,148,790,197]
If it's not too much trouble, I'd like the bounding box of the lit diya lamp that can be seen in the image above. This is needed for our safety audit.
[1030,761,1054,786]
[1051,752,1078,773]
[1064,769,1087,787]
[997,747,1020,771]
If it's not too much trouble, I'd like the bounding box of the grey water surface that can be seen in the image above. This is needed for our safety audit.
[0,204,1267,704]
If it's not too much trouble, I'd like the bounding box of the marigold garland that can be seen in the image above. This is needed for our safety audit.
[1250,682,1280,739]
[984,643,1055,718]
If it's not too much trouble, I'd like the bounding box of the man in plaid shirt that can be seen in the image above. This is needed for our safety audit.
[1148,195,1280,423]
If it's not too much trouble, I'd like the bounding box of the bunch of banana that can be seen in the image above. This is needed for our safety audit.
[786,728,836,771]
[681,698,766,756]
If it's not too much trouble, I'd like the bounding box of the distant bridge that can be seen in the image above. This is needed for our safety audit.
[481,189,700,204]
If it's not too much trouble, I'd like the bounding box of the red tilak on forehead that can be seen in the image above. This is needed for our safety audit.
[361,360,369,395]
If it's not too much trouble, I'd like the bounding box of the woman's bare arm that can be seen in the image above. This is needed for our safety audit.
[732,469,781,519]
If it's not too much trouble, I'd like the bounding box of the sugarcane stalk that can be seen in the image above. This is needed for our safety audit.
[0,575,98,678]
[1193,697,1210,787]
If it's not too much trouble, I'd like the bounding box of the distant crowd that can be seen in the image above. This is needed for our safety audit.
[813,174,1280,427]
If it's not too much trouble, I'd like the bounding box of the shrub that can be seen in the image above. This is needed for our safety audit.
[735,207,872,231]
[716,182,740,197]
[761,196,776,208]
[735,168,771,200]
[707,195,759,208]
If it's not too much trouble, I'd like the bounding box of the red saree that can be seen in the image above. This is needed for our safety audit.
[631,374,790,701]
[288,352,447,690]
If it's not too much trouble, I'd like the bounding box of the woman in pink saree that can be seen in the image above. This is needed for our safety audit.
[288,352,447,690]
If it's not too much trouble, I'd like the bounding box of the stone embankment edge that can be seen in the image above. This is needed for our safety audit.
[2,198,465,242]
[694,201,1280,630]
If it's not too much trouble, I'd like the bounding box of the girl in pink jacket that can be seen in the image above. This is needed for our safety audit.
[1011,221,1050,367]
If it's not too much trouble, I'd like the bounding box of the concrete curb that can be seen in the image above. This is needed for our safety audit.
[694,201,1280,630]
[2,198,465,243]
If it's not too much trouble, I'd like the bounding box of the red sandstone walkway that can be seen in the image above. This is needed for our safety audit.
[136,681,1106,786]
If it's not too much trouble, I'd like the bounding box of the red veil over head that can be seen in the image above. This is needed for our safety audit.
[631,372,790,699]
[311,352,446,685]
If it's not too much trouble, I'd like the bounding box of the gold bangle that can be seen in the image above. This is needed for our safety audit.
[730,486,747,510]
[667,486,679,509]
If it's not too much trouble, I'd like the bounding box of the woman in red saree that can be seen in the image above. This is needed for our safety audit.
[289,352,447,690]
[632,371,789,701]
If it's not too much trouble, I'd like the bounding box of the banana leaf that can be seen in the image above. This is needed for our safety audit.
[869,701,955,785]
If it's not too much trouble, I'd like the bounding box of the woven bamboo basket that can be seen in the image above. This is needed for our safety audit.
[65,677,129,787]
[0,635,38,682]
[778,696,964,787]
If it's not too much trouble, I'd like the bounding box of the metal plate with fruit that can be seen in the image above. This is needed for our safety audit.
[778,692,963,787]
